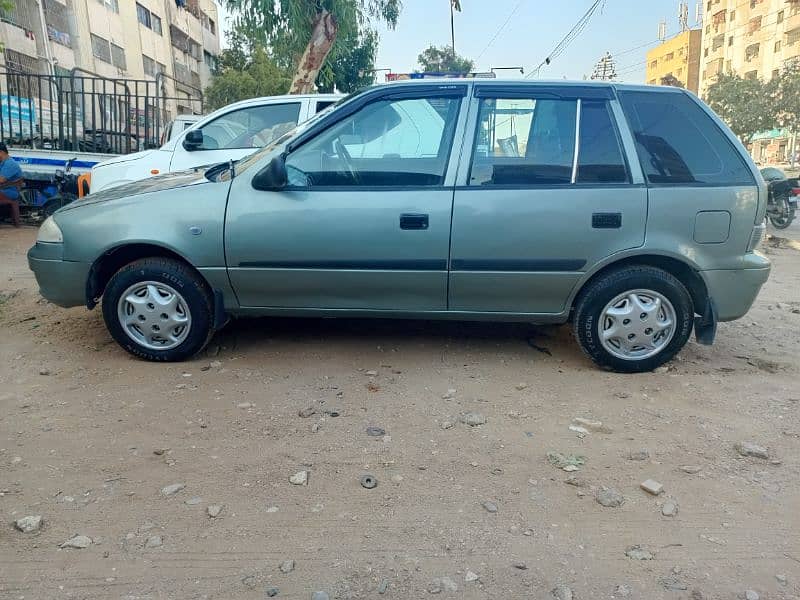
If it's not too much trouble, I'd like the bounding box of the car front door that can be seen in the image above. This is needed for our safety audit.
[225,85,467,311]
[449,85,647,315]
[170,101,303,171]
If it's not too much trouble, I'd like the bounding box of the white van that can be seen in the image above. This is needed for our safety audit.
[90,94,341,193]
[160,114,202,145]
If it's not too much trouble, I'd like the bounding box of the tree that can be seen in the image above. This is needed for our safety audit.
[659,74,684,88]
[317,29,378,93]
[204,47,292,111]
[770,62,800,157]
[705,73,777,144]
[0,0,14,51]
[225,0,401,94]
[417,45,474,73]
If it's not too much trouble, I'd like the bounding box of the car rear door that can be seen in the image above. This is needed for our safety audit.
[449,84,647,314]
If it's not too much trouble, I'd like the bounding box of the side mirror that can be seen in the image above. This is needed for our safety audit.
[183,129,203,151]
[252,154,288,191]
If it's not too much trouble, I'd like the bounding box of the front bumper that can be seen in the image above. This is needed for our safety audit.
[27,243,90,308]
[701,254,771,322]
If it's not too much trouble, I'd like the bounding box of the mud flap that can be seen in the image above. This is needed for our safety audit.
[213,289,230,330]
[694,298,717,345]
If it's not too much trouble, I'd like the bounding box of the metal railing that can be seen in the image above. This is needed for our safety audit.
[1,67,203,154]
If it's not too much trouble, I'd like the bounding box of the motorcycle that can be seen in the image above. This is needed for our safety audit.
[760,167,798,229]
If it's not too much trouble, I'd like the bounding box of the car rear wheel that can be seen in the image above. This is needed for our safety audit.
[768,197,796,229]
[574,266,694,373]
[102,257,214,361]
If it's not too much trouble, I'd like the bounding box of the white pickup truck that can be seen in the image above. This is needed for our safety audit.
[90,93,341,193]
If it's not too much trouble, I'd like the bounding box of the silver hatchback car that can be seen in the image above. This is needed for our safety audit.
[28,80,770,372]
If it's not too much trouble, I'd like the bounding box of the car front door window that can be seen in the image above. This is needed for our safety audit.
[285,96,462,187]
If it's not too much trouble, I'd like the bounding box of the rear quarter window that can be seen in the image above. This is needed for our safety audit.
[617,91,754,186]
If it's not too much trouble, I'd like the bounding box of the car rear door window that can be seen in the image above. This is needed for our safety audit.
[576,100,629,183]
[618,91,753,186]
[470,98,577,186]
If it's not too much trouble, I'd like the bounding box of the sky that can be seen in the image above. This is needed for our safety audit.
[216,0,701,83]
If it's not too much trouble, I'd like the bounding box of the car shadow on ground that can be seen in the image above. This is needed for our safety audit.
[207,316,584,364]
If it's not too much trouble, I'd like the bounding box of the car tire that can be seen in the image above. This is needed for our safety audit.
[573,266,694,373]
[102,257,214,362]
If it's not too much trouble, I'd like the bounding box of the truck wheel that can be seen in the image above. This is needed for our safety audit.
[102,257,214,361]
[573,266,693,373]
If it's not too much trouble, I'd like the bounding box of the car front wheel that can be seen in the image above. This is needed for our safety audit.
[573,266,694,373]
[102,257,214,361]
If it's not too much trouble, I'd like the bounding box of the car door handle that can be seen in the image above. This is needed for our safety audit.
[400,213,429,230]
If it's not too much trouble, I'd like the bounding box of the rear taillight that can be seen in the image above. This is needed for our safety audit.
[791,188,800,196]
[747,222,766,252]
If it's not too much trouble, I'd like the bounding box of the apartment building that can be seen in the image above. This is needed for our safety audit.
[646,29,703,93]
[699,0,800,162]
[0,0,220,116]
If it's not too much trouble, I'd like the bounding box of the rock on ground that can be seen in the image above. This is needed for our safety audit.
[279,559,295,573]
[461,412,486,426]
[13,515,43,533]
[661,501,679,517]
[145,534,163,548]
[625,545,654,560]
[482,500,498,513]
[60,535,92,549]
[161,483,185,496]
[552,584,574,600]
[744,591,759,600]
[640,479,664,495]
[465,570,479,582]
[596,486,625,508]
[207,505,223,518]
[311,592,330,600]
[289,471,308,485]
[735,442,769,459]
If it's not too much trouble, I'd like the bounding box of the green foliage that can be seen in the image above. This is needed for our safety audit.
[317,29,378,93]
[705,73,777,143]
[0,0,14,50]
[417,45,474,73]
[769,62,800,137]
[224,0,400,75]
[204,47,292,111]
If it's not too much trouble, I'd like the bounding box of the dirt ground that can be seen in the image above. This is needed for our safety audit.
[1,223,799,600]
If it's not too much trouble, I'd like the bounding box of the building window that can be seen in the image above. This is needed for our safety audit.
[203,50,216,69]
[712,34,724,50]
[111,42,126,70]
[775,40,782,52]
[728,36,734,46]
[208,18,215,35]
[96,0,119,13]
[747,16,762,35]
[745,43,760,62]
[152,14,162,35]
[136,3,151,28]
[744,70,758,80]
[730,9,735,21]
[788,28,800,46]
[777,10,784,24]
[650,60,657,68]
[666,52,675,60]
[143,55,156,77]
[90,33,111,63]
[772,68,780,79]
[704,47,709,57]
[157,61,166,75]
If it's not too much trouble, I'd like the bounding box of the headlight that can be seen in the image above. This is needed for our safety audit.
[37,217,63,243]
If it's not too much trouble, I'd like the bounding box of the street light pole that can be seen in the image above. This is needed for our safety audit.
[450,2,456,53]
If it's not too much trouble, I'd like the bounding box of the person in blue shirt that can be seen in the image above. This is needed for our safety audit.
[0,142,23,227]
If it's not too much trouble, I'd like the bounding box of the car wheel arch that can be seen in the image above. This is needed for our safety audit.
[569,254,709,320]
[86,243,210,309]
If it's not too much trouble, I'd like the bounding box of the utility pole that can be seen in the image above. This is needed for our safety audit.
[450,0,461,53]
[590,52,617,81]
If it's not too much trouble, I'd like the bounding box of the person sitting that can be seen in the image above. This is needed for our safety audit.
[0,142,23,228]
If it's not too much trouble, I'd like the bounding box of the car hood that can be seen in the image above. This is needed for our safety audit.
[61,168,216,211]
[93,148,162,168]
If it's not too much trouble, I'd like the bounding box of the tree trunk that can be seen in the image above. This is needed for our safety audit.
[289,9,338,95]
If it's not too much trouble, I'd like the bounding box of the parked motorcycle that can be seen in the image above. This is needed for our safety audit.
[41,158,79,217]
[760,167,798,229]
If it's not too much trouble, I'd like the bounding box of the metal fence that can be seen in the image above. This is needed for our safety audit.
[0,67,203,155]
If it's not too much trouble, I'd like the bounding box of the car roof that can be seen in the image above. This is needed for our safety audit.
[378,78,685,95]
[212,93,344,112]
